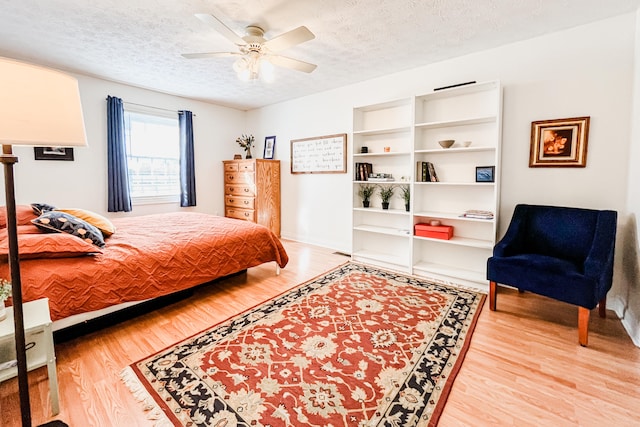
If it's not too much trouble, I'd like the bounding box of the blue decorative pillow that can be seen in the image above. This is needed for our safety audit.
[31,203,57,216]
[32,211,106,248]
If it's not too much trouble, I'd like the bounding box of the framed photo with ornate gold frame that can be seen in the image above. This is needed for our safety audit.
[529,116,590,167]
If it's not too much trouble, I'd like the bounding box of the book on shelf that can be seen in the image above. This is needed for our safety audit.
[355,162,373,181]
[461,209,494,219]
[427,162,439,182]
[417,161,438,182]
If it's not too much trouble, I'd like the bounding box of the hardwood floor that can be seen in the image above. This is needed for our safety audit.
[1,240,639,426]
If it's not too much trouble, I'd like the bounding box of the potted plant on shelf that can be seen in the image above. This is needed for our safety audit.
[400,185,410,211]
[358,183,375,208]
[378,185,395,210]
[236,134,255,159]
[0,279,11,321]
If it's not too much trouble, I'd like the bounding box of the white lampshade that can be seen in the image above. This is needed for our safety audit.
[0,56,87,147]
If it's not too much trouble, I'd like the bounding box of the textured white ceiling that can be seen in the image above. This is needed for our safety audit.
[1,0,638,110]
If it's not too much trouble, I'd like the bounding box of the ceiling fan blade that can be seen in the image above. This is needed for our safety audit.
[182,52,240,59]
[263,26,315,52]
[195,13,246,46]
[269,55,317,73]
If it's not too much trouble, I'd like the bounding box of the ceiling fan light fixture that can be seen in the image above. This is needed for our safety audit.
[260,59,275,83]
[186,13,317,82]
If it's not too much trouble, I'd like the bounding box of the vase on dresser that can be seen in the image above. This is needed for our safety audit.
[245,146,252,159]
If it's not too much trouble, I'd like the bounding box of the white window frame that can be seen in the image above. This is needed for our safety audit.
[123,104,180,205]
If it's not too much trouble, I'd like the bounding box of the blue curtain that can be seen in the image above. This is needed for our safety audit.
[107,96,132,212]
[179,110,196,207]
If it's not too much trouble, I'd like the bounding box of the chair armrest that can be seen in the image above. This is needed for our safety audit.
[493,204,528,257]
[584,210,617,279]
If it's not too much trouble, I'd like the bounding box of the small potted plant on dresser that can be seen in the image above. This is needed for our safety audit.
[358,183,375,208]
[0,279,11,321]
[378,185,395,210]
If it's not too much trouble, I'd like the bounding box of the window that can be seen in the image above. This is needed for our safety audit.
[123,109,180,203]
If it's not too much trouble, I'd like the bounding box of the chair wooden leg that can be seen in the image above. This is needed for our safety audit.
[598,296,607,318]
[578,307,590,346]
[489,281,497,311]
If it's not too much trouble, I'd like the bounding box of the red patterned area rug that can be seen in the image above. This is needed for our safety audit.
[122,263,485,427]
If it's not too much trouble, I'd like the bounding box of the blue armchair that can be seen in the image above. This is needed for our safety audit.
[487,204,617,346]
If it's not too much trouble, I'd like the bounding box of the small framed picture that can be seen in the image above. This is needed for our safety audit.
[529,116,590,167]
[34,147,74,161]
[476,166,495,182]
[264,136,276,159]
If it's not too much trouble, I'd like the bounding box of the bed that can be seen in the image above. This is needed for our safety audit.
[0,207,289,329]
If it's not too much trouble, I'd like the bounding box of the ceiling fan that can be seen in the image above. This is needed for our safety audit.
[182,13,317,81]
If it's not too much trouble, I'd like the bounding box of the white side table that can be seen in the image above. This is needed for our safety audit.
[0,298,59,415]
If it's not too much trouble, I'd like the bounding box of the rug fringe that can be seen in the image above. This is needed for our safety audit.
[120,366,173,427]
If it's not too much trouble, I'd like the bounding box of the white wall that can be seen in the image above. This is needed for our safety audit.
[2,74,246,217]
[249,13,639,342]
[617,7,640,346]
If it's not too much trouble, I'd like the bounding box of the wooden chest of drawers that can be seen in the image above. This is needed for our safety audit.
[223,159,281,237]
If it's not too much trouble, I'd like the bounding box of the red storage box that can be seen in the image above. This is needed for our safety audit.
[414,223,454,240]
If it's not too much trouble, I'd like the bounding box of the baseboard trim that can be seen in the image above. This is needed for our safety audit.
[608,295,640,347]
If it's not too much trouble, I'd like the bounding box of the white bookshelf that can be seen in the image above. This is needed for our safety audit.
[351,81,503,287]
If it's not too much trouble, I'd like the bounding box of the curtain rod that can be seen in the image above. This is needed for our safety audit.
[107,98,196,116]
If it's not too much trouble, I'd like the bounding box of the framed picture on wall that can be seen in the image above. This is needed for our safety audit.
[34,147,74,161]
[529,116,590,167]
[264,136,276,159]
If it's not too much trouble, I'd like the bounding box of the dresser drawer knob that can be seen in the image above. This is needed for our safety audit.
[229,199,234,203]
[244,212,250,217]
[243,200,249,205]
[244,188,249,192]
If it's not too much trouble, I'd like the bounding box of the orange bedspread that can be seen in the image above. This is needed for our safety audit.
[1,212,288,321]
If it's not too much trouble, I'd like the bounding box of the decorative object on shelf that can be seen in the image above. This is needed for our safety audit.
[399,185,410,211]
[378,185,395,209]
[462,210,494,219]
[429,220,441,226]
[475,166,495,182]
[367,172,394,182]
[34,147,75,161]
[236,134,255,159]
[233,154,242,159]
[529,116,590,167]
[358,183,375,208]
[438,139,455,149]
[263,135,276,159]
[291,133,347,174]
[0,279,11,321]
[415,223,454,240]
[461,140,473,147]
[360,146,368,153]
[384,146,390,152]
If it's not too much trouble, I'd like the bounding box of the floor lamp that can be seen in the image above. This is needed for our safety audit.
[0,57,87,426]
